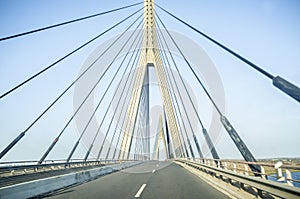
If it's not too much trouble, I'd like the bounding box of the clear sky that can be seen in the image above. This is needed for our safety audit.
[0,0,299,162]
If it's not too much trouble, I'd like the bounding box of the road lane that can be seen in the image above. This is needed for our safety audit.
[141,162,229,199]
[47,161,230,199]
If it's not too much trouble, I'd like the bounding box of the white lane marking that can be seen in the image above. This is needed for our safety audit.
[152,169,155,173]
[135,184,147,198]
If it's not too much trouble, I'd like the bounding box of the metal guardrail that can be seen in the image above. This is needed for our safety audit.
[0,161,142,199]
[185,158,300,186]
[0,158,92,166]
[0,159,134,177]
[178,159,300,198]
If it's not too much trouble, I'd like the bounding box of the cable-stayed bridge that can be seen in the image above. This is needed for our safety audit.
[0,1,300,198]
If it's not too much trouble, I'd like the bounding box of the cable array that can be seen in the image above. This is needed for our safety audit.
[0,5,143,160]
[1,1,298,168]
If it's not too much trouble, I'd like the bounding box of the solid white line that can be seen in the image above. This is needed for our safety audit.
[134,184,147,198]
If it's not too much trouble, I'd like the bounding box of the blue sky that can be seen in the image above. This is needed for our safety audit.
[0,0,299,161]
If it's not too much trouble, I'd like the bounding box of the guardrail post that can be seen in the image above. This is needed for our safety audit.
[10,170,15,175]
[260,166,266,179]
[285,169,294,187]
[233,163,237,173]
[217,160,221,169]
[275,161,285,181]
[223,162,227,170]
[211,160,215,167]
[244,164,249,175]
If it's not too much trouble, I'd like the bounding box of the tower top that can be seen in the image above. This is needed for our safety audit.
[143,0,156,63]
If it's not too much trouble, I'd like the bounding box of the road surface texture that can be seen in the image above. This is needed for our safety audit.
[46,161,230,199]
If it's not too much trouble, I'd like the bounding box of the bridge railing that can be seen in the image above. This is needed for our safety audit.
[177,158,300,198]
[0,159,134,177]
[184,158,300,187]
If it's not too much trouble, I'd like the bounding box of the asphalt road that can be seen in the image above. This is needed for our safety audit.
[47,161,230,199]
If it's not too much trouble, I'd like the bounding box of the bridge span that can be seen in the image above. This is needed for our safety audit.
[1,159,299,198]
[1,0,300,198]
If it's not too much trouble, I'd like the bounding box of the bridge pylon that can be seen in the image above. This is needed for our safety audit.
[119,0,184,160]
[152,115,168,160]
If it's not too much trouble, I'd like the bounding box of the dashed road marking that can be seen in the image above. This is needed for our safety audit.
[135,184,147,198]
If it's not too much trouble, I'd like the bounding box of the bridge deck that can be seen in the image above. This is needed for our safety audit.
[45,161,230,199]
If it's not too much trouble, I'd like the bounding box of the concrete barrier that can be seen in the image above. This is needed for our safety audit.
[0,161,141,199]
